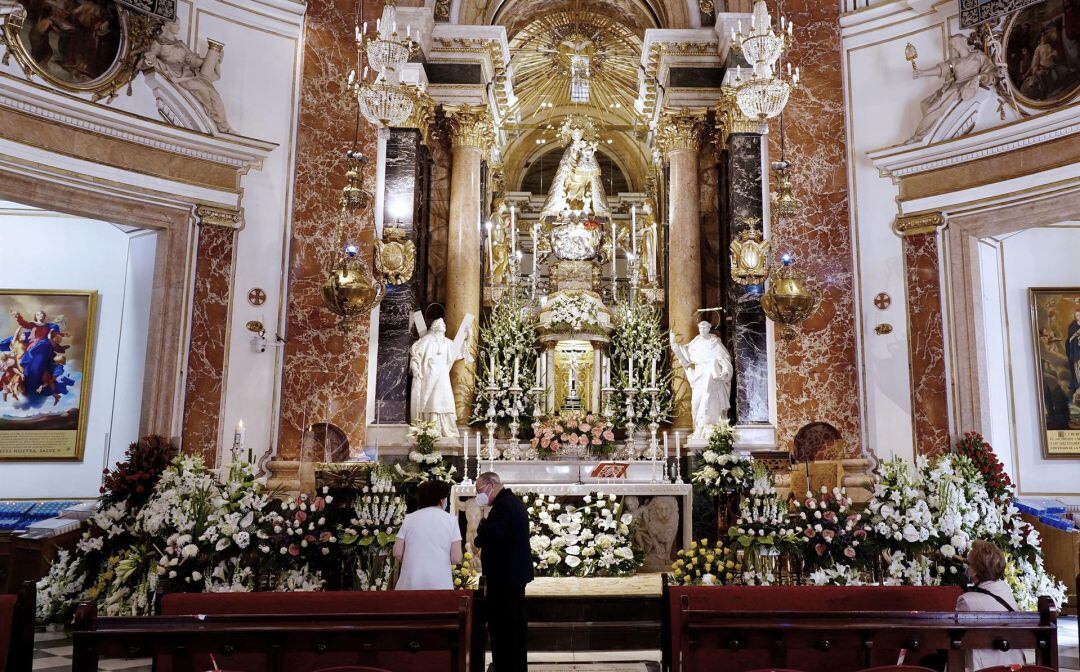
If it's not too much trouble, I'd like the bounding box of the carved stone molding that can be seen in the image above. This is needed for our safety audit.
[195,204,243,229]
[444,104,494,150]
[655,107,709,156]
[893,211,944,237]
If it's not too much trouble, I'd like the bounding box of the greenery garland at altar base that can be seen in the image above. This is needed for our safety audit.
[608,302,672,426]
[471,293,537,429]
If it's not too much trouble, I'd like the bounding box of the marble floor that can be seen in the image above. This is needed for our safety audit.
[30,615,1079,671]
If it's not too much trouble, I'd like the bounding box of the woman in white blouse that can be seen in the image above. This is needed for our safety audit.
[955,540,1026,672]
[393,480,463,590]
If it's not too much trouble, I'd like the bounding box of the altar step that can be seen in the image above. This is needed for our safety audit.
[525,594,663,652]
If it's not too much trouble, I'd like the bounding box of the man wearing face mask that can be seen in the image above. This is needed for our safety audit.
[473,471,533,671]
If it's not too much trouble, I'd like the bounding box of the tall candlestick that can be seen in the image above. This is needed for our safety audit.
[510,205,517,258]
[631,205,637,256]
[485,221,494,282]
[475,433,481,470]
[462,432,470,482]
[663,428,669,479]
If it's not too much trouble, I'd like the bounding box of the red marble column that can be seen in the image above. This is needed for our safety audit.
[181,222,237,466]
[768,0,862,454]
[897,214,950,456]
[278,0,381,459]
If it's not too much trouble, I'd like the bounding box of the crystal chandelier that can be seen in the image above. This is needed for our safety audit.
[730,0,799,120]
[351,0,417,128]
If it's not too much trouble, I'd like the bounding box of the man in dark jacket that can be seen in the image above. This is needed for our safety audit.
[473,471,533,671]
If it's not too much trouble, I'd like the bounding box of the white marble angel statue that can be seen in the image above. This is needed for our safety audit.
[142,22,234,134]
[670,321,733,438]
[908,35,994,143]
[410,313,475,438]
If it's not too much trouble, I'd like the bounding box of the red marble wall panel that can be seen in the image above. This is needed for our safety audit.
[768,0,862,455]
[278,0,380,460]
[181,224,236,466]
[903,232,950,456]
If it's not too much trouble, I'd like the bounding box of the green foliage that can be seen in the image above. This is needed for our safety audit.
[608,302,672,426]
[472,293,538,427]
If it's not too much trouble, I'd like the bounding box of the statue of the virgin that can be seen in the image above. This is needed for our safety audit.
[539,116,610,220]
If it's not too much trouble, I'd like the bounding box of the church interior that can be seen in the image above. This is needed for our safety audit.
[0,0,1079,669]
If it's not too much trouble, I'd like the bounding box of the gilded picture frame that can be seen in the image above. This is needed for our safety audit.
[1003,0,1080,110]
[1029,287,1080,459]
[0,1,156,102]
[0,289,98,461]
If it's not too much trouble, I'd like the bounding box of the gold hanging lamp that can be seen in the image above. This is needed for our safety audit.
[760,254,821,340]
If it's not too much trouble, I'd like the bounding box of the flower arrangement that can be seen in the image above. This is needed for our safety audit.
[263,489,337,570]
[523,492,640,577]
[396,419,458,484]
[690,422,751,497]
[548,292,601,333]
[608,302,672,424]
[954,431,1012,502]
[793,486,869,578]
[472,294,537,426]
[339,483,407,591]
[530,412,617,458]
[99,435,177,509]
[452,551,480,589]
[668,540,738,586]
[728,464,797,585]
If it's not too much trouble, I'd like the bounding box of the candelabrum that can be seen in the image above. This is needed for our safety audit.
[484,385,501,462]
[622,386,638,460]
[627,252,641,307]
[642,386,662,481]
[504,385,524,460]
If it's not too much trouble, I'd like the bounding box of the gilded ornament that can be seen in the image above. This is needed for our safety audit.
[715,87,762,143]
[893,212,944,237]
[729,225,771,286]
[194,205,242,229]
[444,104,494,150]
[760,256,822,340]
[340,151,372,213]
[321,246,385,333]
[374,227,416,286]
[654,108,708,155]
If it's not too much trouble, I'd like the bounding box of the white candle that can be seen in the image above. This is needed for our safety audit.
[489,352,496,386]
[664,432,669,457]
[234,420,246,446]
[628,357,634,388]
[611,220,617,280]
[476,433,481,465]
[513,356,519,388]
[462,432,468,459]
[631,205,637,256]
[675,431,681,463]
[485,221,494,281]
[532,222,539,275]
[510,205,517,258]
[650,359,657,387]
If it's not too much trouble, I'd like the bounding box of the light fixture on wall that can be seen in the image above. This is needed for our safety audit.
[729,0,799,120]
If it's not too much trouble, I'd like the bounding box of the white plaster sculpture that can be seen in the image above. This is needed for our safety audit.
[141,22,234,134]
[908,35,994,144]
[640,200,659,284]
[628,495,680,572]
[670,320,733,439]
[410,313,474,438]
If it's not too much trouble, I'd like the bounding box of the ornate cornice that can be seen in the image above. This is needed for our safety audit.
[893,211,944,237]
[654,107,709,156]
[195,204,243,229]
[444,104,494,150]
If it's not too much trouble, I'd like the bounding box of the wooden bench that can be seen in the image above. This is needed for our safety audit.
[0,582,35,672]
[662,581,1058,672]
[71,590,474,672]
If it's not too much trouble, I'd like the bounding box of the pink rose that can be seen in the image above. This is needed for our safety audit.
[822,529,835,542]
[319,531,332,542]
[561,433,569,441]
[803,528,814,538]
[586,414,595,422]
[313,497,326,511]
[844,546,856,559]
[853,529,867,539]
[592,438,601,445]
[580,423,591,432]
[541,437,551,448]
[603,430,615,441]
[288,544,300,557]
[295,510,308,523]
[814,543,827,557]
[823,511,837,523]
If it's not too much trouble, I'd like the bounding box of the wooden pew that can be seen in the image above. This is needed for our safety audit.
[71,590,474,672]
[0,581,35,672]
[662,580,1058,672]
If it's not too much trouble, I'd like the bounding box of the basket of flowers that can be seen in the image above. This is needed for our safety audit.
[530,412,617,459]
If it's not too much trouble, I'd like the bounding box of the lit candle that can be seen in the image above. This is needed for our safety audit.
[674,431,681,468]
[462,431,469,480]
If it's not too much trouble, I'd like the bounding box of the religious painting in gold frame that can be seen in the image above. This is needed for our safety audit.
[0,290,98,461]
[0,1,155,101]
[1029,288,1080,458]
[1003,0,1080,110]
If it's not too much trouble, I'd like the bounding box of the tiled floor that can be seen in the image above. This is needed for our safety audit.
[31,616,1079,671]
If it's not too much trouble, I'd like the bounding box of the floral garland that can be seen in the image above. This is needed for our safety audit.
[547,292,601,334]
[608,302,672,425]
[690,422,751,497]
[472,294,537,426]
[530,411,616,458]
[523,492,639,577]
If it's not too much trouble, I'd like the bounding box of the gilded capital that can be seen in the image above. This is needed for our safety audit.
[402,91,439,147]
[444,104,495,150]
[716,87,762,145]
[654,108,708,156]
[893,211,945,237]
[194,204,243,229]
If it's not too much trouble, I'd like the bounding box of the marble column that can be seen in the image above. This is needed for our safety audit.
[373,129,423,425]
[444,105,493,423]
[181,212,239,466]
[725,132,770,424]
[896,213,949,456]
[657,109,707,430]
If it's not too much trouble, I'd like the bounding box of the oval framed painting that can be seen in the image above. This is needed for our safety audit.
[11,0,129,94]
[1003,0,1080,109]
